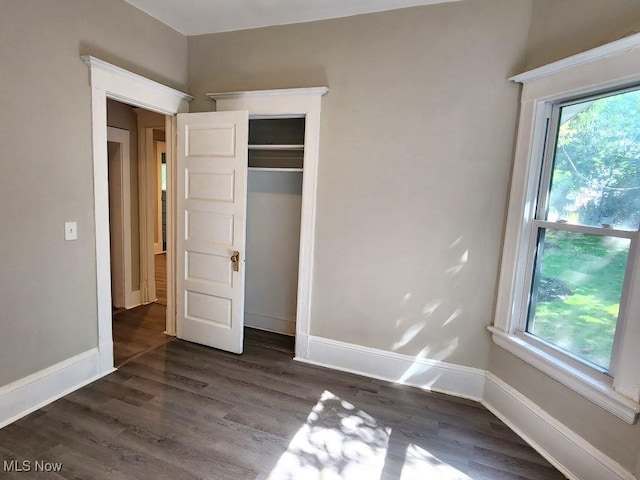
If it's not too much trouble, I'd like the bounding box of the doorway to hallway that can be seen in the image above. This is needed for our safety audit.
[107,98,172,367]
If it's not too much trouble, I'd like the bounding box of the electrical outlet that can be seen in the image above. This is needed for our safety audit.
[65,222,78,241]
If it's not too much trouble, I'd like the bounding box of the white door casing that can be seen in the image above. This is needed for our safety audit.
[82,55,192,374]
[135,113,165,305]
[107,139,125,308]
[176,111,249,353]
[208,87,328,359]
[83,56,323,365]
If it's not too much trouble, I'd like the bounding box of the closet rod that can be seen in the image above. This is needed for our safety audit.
[248,144,304,151]
[248,167,303,173]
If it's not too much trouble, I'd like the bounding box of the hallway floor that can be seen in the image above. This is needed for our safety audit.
[113,303,171,367]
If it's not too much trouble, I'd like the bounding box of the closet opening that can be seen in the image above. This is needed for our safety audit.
[244,116,306,354]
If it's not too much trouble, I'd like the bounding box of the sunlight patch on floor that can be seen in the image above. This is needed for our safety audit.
[399,444,472,480]
[266,391,472,480]
[267,391,389,479]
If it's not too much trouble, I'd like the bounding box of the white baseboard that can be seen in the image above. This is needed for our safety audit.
[296,335,485,400]
[295,336,636,480]
[0,334,635,480]
[0,348,107,429]
[483,372,636,480]
[245,312,295,336]
[125,289,142,309]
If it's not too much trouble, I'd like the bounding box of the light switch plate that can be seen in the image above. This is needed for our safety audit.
[65,222,78,241]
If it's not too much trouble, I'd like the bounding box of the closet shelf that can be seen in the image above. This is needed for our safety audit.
[248,167,303,173]
[248,144,304,151]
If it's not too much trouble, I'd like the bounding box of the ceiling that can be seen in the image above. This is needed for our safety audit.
[124,0,460,36]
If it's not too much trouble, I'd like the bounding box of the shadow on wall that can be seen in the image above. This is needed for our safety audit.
[388,234,474,388]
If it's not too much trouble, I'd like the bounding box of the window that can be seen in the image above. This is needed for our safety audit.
[491,35,640,424]
[527,89,640,372]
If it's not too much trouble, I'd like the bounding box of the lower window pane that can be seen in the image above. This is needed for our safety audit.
[527,229,629,370]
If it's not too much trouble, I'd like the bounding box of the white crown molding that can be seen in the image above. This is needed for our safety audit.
[81,56,193,105]
[296,335,486,400]
[207,87,329,101]
[483,373,636,480]
[510,32,640,83]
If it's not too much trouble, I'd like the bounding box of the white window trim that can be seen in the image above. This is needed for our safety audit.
[493,33,640,425]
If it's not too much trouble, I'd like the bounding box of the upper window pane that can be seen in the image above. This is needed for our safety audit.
[546,89,640,231]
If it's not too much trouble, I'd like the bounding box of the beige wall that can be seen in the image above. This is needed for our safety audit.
[525,0,640,70]
[245,171,302,333]
[4,0,638,473]
[190,1,640,471]
[0,0,186,386]
[106,99,141,290]
[487,0,640,474]
[189,0,532,369]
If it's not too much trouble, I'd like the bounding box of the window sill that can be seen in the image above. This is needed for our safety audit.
[488,326,640,424]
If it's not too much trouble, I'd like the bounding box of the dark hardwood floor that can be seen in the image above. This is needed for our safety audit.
[112,252,168,366]
[113,303,171,367]
[0,329,566,479]
[155,252,167,306]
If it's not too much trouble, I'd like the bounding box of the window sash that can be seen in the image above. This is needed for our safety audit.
[536,95,640,233]
[531,220,636,239]
[521,92,640,375]
[522,223,634,375]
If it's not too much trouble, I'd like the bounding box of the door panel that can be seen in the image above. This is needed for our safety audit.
[176,111,248,353]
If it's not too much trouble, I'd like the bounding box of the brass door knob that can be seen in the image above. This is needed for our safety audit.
[231,251,240,272]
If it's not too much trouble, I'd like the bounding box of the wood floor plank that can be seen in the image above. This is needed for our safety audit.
[114,422,258,480]
[129,392,294,466]
[42,398,130,440]
[222,398,312,440]
[112,303,171,367]
[61,394,260,480]
[100,396,290,474]
[84,376,156,407]
[155,253,167,306]
[142,345,316,402]
[354,388,483,431]
[119,359,211,392]
[468,460,537,480]
[19,412,199,480]
[0,329,567,480]
[471,446,564,480]
[38,444,133,480]
[109,374,236,420]
[438,422,553,467]
[0,422,60,458]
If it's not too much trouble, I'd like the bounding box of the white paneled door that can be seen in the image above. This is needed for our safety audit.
[176,111,249,353]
